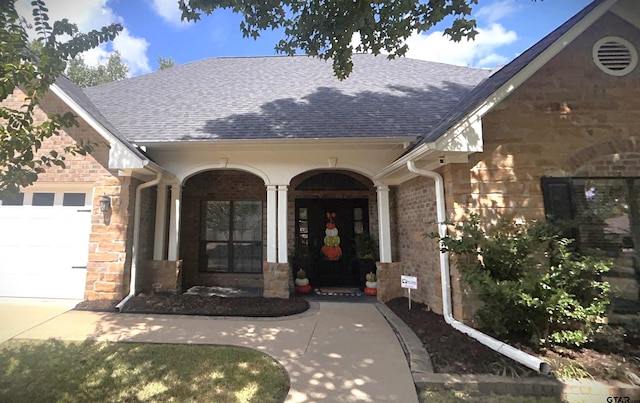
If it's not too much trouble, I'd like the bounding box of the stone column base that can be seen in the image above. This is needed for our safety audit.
[141,260,183,293]
[376,262,403,303]
[263,262,290,299]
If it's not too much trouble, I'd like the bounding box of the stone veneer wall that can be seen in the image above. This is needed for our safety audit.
[5,89,136,301]
[179,170,266,289]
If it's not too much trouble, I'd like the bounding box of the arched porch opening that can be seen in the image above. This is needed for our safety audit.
[289,170,377,288]
[179,169,266,290]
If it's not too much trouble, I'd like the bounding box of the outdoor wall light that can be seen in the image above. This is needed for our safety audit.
[99,195,111,213]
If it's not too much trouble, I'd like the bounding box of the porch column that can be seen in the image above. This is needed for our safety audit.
[377,184,392,263]
[266,185,277,263]
[153,184,168,260]
[277,185,288,263]
[167,184,182,261]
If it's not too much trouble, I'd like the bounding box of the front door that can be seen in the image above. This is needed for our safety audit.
[295,198,369,287]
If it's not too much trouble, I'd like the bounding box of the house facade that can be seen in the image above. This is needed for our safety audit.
[1,0,638,321]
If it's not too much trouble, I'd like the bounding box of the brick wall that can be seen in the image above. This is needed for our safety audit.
[395,11,640,321]
[4,88,136,301]
[393,176,445,312]
[180,170,266,288]
[474,12,640,221]
[136,186,158,292]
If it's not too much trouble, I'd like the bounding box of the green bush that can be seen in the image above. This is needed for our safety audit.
[431,214,611,349]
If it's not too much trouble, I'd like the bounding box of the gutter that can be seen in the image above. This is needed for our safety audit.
[115,166,163,312]
[406,160,550,375]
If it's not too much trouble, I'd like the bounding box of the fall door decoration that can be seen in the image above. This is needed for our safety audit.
[321,212,342,261]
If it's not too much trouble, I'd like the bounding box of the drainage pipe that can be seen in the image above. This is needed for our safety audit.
[115,168,163,312]
[406,160,550,375]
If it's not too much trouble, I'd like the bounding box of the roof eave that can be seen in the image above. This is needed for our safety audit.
[377,0,617,181]
[49,83,148,170]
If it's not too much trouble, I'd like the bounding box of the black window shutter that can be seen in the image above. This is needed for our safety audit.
[541,177,575,221]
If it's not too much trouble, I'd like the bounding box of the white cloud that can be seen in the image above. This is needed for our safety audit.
[113,28,151,75]
[15,0,151,76]
[151,0,191,28]
[475,0,519,24]
[16,0,119,35]
[404,23,517,68]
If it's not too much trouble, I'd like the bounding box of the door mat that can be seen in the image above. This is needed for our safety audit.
[314,287,362,296]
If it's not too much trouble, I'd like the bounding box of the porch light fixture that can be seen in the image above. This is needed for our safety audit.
[100,195,111,212]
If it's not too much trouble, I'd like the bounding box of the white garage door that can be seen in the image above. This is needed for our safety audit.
[0,189,92,299]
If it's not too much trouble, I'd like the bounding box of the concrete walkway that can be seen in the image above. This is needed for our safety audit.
[3,300,418,403]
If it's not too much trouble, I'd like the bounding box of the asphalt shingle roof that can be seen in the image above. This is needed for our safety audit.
[83,54,491,142]
[54,75,149,160]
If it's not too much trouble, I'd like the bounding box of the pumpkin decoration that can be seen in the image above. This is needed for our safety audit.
[321,212,342,261]
[364,271,377,296]
[294,269,312,294]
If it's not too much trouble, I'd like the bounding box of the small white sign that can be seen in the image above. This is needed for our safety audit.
[401,275,417,289]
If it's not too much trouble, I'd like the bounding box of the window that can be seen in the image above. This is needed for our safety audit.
[63,193,86,206]
[32,192,55,206]
[542,177,639,256]
[0,193,24,206]
[297,207,309,246]
[200,200,262,273]
[354,207,364,235]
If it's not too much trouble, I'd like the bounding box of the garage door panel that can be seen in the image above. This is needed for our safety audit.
[0,190,91,299]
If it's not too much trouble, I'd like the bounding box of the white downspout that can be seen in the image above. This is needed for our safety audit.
[115,168,163,312]
[406,160,550,375]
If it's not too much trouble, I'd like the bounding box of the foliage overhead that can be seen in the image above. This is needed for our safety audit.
[179,0,480,79]
[157,56,176,70]
[0,0,122,198]
[431,214,611,349]
[66,51,128,87]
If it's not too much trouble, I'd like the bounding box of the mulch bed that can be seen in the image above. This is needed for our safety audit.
[75,293,310,317]
[386,297,640,382]
[386,297,532,375]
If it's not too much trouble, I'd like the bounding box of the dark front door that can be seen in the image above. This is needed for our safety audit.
[296,198,369,287]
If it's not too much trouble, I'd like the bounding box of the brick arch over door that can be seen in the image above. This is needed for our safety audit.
[179,169,267,289]
[288,170,378,244]
[563,138,640,177]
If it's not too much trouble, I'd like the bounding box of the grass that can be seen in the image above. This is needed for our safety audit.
[0,340,289,403]
[420,389,563,403]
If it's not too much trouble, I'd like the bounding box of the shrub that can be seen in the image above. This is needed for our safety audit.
[431,214,612,349]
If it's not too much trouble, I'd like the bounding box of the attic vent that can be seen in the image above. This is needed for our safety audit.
[593,36,637,76]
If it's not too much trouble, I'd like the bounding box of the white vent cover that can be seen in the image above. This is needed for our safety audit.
[593,36,638,76]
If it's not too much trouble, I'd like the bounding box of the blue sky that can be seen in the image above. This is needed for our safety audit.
[17,0,594,77]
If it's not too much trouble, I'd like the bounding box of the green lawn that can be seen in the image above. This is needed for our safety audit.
[0,340,288,403]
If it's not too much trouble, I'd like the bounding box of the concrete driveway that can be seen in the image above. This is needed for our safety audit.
[0,297,80,343]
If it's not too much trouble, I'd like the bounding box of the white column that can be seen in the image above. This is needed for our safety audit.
[153,184,168,260]
[167,184,182,261]
[377,184,392,263]
[266,185,278,263]
[277,185,288,263]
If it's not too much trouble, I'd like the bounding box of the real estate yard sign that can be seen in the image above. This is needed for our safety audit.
[401,275,417,309]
